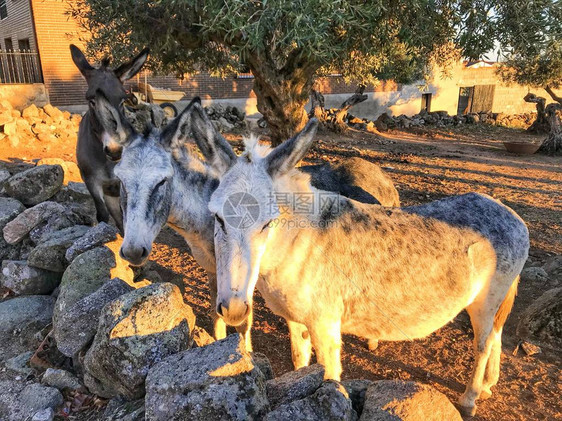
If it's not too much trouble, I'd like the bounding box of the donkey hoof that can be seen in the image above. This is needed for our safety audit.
[368,339,379,351]
[458,404,477,417]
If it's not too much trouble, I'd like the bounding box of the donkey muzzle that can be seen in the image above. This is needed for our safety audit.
[216,297,250,327]
[104,145,122,162]
[120,244,150,266]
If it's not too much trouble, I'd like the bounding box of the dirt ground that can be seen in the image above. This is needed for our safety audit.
[2,123,561,420]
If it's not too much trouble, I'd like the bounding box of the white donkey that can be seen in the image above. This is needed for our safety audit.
[92,91,400,352]
[205,119,529,416]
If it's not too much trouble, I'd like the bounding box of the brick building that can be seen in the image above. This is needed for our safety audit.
[0,0,559,118]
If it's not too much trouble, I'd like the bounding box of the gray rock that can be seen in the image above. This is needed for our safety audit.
[0,380,26,421]
[217,117,235,132]
[53,182,96,219]
[18,384,63,418]
[0,236,29,262]
[266,364,325,409]
[342,379,373,417]
[359,380,461,421]
[29,207,93,245]
[3,201,66,244]
[542,255,562,282]
[521,267,549,283]
[104,397,145,421]
[0,295,55,361]
[53,245,134,330]
[5,351,34,376]
[3,165,64,206]
[517,287,562,350]
[54,277,134,357]
[0,382,62,421]
[0,197,25,230]
[252,352,274,381]
[32,407,55,421]
[65,222,119,262]
[145,334,269,421]
[42,368,82,391]
[84,283,195,399]
[27,225,90,272]
[265,381,356,421]
[0,169,11,191]
[2,260,61,295]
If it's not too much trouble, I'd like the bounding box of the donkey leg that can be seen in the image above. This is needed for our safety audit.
[288,321,312,369]
[104,194,124,233]
[459,305,496,416]
[235,306,253,352]
[481,328,503,399]
[482,276,518,400]
[309,320,342,381]
[207,272,227,340]
[85,177,110,223]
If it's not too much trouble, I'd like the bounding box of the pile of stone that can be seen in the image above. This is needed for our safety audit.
[343,110,537,133]
[493,112,536,129]
[204,104,247,133]
[0,101,82,148]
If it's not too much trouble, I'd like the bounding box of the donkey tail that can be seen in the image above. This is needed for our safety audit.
[494,275,519,330]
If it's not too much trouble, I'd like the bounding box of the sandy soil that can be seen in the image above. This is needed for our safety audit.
[1,124,560,420]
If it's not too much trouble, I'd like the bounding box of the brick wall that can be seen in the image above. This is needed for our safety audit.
[0,0,37,50]
[30,0,87,106]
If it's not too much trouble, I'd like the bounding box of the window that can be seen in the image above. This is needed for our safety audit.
[0,0,7,20]
[18,38,30,51]
[421,93,432,113]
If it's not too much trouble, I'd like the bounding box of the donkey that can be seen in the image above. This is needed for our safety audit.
[70,44,149,231]
[93,91,401,352]
[205,119,529,416]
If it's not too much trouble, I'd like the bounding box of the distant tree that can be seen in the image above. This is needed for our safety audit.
[495,0,562,154]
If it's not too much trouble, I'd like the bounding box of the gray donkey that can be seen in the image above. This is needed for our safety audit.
[205,119,529,417]
[70,45,149,231]
[93,91,400,352]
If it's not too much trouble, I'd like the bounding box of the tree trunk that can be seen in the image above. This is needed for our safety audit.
[524,93,550,134]
[310,89,326,120]
[333,85,368,131]
[248,55,316,145]
[309,84,368,133]
[538,103,562,155]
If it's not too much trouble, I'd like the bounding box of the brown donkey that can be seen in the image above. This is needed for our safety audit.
[70,44,149,231]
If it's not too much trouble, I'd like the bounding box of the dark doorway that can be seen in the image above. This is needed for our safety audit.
[421,93,432,113]
[457,87,474,115]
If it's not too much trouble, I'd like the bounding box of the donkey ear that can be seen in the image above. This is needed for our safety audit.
[189,102,237,174]
[94,90,134,145]
[266,119,318,177]
[114,48,149,82]
[160,96,201,148]
[70,44,94,78]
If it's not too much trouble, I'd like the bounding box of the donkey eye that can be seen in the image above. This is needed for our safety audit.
[154,179,167,191]
[215,215,226,231]
[261,220,273,232]
[89,99,96,108]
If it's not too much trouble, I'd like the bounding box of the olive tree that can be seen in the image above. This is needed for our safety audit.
[70,0,463,144]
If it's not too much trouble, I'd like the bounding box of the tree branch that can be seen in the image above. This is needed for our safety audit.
[545,86,562,105]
